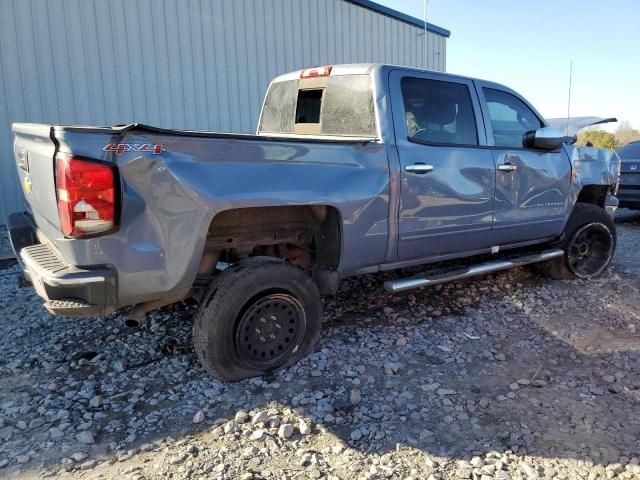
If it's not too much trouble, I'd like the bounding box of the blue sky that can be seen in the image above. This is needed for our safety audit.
[376,0,640,131]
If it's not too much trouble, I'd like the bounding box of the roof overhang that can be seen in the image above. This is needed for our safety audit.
[346,0,451,37]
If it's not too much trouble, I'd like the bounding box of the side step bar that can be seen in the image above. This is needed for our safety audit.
[384,249,564,293]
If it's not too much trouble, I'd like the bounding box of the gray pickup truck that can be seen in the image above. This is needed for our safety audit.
[8,64,620,381]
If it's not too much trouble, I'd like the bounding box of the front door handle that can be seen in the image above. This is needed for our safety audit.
[498,163,517,173]
[404,163,434,174]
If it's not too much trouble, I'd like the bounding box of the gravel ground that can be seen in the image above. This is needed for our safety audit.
[0,227,12,258]
[1,212,639,480]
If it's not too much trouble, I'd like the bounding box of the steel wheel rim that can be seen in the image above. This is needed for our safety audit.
[567,222,614,278]
[235,293,306,370]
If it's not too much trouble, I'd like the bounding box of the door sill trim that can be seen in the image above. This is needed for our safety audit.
[345,235,558,276]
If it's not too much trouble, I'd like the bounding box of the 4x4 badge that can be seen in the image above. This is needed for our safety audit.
[103,143,165,155]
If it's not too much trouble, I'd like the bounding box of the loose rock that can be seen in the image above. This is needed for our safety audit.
[278,424,294,439]
[75,431,95,445]
[192,410,205,424]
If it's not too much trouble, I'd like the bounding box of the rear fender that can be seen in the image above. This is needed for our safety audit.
[48,130,389,307]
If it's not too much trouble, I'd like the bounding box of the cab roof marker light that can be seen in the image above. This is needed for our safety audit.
[300,66,333,78]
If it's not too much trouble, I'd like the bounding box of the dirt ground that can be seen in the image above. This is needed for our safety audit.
[0,212,639,480]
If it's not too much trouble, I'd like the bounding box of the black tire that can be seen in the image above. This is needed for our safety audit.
[538,202,616,280]
[193,257,322,381]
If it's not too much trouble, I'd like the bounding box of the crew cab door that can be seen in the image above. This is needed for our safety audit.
[389,70,496,261]
[476,83,572,245]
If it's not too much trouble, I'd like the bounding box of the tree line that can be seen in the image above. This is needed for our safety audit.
[575,121,640,151]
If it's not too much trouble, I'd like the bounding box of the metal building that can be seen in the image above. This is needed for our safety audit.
[0,0,449,222]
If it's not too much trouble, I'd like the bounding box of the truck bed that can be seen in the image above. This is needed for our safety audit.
[10,121,391,311]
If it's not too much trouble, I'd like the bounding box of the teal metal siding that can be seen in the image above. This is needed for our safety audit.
[0,0,448,221]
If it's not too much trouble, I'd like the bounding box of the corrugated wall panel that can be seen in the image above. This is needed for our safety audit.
[0,0,447,222]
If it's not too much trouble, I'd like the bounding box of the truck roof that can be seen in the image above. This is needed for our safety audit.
[270,63,509,91]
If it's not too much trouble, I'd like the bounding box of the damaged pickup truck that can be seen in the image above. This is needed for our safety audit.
[8,64,620,381]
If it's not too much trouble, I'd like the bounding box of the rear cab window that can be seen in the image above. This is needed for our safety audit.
[295,90,323,124]
[258,74,377,138]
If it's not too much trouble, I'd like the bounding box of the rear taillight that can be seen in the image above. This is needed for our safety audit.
[55,153,117,238]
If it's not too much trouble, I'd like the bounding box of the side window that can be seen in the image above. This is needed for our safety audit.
[401,77,478,146]
[483,88,544,148]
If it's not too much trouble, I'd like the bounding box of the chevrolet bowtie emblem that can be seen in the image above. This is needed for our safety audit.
[23,176,32,194]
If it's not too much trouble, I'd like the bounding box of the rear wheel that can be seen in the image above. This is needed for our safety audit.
[539,202,616,279]
[193,257,322,381]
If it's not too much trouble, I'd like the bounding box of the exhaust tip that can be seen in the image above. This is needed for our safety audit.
[124,307,147,328]
[125,304,148,327]
[124,317,142,328]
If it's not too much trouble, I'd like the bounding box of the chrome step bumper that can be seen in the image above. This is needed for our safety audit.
[8,212,117,317]
[384,249,564,293]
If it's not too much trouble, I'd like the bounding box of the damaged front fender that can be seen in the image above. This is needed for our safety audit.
[564,144,621,217]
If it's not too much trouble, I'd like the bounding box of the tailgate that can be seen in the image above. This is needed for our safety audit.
[12,123,61,230]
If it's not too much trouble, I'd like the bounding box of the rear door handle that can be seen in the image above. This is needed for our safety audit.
[498,163,517,172]
[404,163,434,174]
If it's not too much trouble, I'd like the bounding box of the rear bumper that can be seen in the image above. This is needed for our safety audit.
[7,212,117,316]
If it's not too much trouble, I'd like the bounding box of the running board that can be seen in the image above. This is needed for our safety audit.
[384,249,564,293]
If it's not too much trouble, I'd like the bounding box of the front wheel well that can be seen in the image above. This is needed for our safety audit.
[576,184,611,207]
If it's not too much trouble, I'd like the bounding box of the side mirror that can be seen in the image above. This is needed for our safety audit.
[522,127,566,150]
